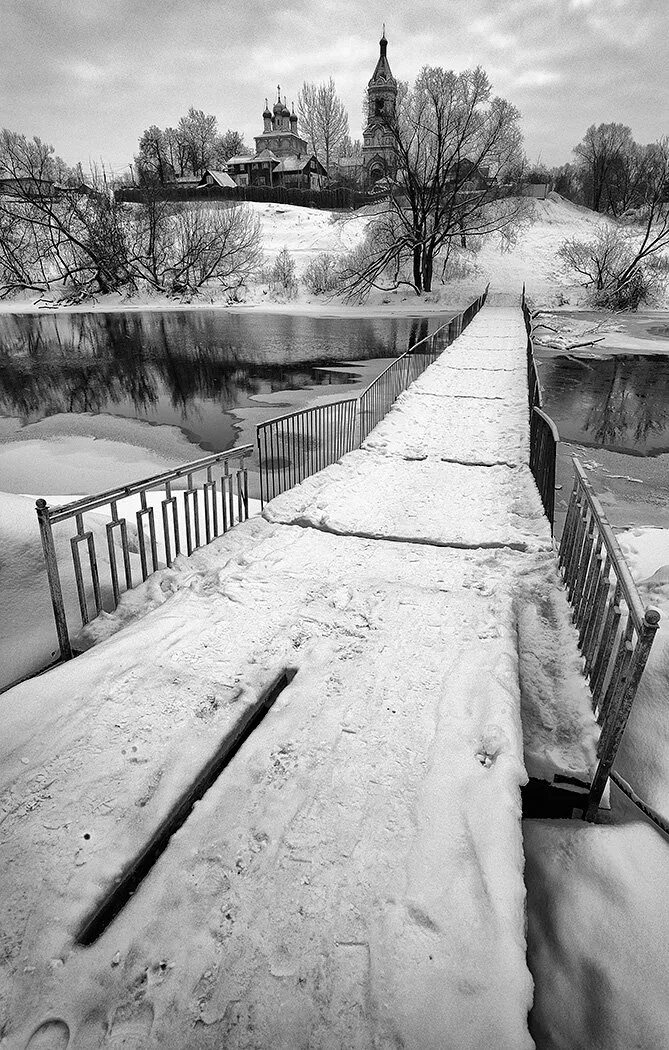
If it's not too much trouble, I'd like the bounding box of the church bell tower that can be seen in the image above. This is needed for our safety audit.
[362,27,397,185]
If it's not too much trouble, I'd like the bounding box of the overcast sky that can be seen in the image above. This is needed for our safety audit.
[1,0,667,174]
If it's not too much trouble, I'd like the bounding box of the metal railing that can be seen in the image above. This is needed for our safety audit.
[357,330,444,445]
[529,407,559,533]
[558,458,661,818]
[257,398,358,504]
[257,286,490,504]
[521,283,543,412]
[36,446,252,660]
[522,284,559,530]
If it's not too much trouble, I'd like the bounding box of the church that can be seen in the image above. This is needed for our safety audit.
[225,30,397,191]
[225,91,328,190]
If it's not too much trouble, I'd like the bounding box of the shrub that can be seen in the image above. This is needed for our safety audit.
[303,253,340,294]
[558,225,663,310]
[271,246,298,298]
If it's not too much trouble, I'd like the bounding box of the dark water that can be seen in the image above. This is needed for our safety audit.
[0,310,447,452]
[537,354,669,457]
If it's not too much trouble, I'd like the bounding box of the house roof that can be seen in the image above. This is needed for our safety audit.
[271,154,328,176]
[273,155,311,173]
[337,156,363,169]
[200,170,237,188]
[252,149,280,163]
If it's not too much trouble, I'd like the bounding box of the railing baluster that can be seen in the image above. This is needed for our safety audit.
[597,613,634,731]
[203,467,213,544]
[106,500,132,606]
[585,608,660,818]
[573,515,596,626]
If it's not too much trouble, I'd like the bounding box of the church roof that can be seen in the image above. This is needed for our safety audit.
[369,29,396,86]
[226,155,255,166]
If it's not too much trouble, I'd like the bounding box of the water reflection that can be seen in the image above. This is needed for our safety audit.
[0,310,438,450]
[539,354,669,456]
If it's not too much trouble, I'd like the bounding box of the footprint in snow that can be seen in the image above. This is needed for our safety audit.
[105,1000,154,1048]
[475,723,509,768]
[24,1019,70,1050]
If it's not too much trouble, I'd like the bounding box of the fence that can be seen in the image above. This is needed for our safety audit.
[36,446,252,661]
[558,458,660,818]
[257,398,358,505]
[256,286,489,504]
[116,184,382,211]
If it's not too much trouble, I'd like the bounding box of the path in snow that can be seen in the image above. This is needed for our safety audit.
[0,303,598,1049]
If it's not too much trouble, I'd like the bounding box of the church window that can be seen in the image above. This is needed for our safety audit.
[375,98,385,115]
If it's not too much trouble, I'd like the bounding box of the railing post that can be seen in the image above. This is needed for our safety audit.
[257,431,265,509]
[585,608,661,820]
[36,499,73,661]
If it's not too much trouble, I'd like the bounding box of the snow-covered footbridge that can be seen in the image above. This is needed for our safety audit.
[0,300,648,1048]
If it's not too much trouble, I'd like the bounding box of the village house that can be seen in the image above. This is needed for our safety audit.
[197,169,237,189]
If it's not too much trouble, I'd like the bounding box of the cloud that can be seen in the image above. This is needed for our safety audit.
[0,0,666,170]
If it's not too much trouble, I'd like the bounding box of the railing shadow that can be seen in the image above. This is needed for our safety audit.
[257,286,490,505]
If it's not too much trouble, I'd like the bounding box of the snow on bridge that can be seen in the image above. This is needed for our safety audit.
[0,303,598,1048]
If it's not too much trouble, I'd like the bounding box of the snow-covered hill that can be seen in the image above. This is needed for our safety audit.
[0,192,638,316]
[243,193,623,310]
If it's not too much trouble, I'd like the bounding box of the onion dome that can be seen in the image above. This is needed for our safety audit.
[273,86,283,115]
[263,97,272,119]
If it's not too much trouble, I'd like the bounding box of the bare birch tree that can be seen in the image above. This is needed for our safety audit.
[297,78,349,172]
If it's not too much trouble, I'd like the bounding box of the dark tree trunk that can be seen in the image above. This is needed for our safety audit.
[422,247,433,292]
[413,243,422,292]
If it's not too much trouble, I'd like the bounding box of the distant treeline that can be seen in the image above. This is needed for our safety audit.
[114,184,384,211]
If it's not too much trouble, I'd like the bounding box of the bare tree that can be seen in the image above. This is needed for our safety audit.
[177,107,220,177]
[215,130,250,163]
[559,137,669,308]
[0,129,131,298]
[163,126,190,178]
[0,129,264,302]
[342,66,525,297]
[573,123,634,212]
[298,78,349,171]
[297,82,320,159]
[135,125,174,185]
[136,114,248,181]
[167,205,262,296]
[603,141,648,216]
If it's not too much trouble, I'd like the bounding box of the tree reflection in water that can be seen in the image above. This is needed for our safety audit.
[0,310,440,448]
[540,354,669,456]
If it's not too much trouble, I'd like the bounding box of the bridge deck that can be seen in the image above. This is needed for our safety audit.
[0,305,598,1049]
